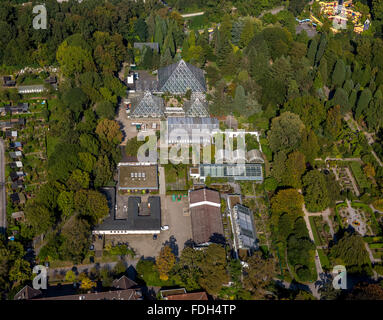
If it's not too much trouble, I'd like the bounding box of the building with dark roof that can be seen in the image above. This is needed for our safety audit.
[10,171,24,181]
[9,151,22,159]
[2,76,16,87]
[158,59,206,94]
[166,291,208,300]
[189,188,223,245]
[14,275,142,300]
[45,76,57,85]
[112,275,138,290]
[11,102,29,114]
[160,288,208,300]
[134,42,159,52]
[14,285,42,300]
[0,105,11,115]
[5,130,17,139]
[15,286,142,300]
[0,118,25,130]
[9,142,22,149]
[10,192,26,205]
[37,289,143,300]
[129,91,165,118]
[11,180,24,191]
[93,191,161,235]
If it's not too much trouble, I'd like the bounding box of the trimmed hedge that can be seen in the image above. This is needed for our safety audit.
[349,162,370,190]
[369,243,383,249]
[309,216,322,246]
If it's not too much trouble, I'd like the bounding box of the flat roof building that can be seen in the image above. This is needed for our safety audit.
[118,163,158,191]
[93,193,161,235]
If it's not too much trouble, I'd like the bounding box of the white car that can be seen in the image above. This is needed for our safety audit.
[161,225,169,231]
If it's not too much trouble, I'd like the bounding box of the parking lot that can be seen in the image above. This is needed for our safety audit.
[105,195,192,258]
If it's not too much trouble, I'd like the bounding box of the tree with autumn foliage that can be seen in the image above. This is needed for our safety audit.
[95,119,123,146]
[243,251,277,299]
[156,246,176,281]
[364,163,376,179]
[80,275,96,292]
[346,282,383,300]
[271,189,304,226]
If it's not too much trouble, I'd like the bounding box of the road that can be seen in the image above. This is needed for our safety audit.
[0,139,6,235]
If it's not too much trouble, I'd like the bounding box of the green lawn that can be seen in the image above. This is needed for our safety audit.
[317,248,330,270]
[186,14,208,30]
[309,216,322,246]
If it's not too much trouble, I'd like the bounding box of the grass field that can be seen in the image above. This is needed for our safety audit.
[317,248,330,270]
[309,216,322,246]
[185,14,208,30]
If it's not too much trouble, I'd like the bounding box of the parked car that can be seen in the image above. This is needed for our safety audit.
[161,225,169,231]
[153,234,158,240]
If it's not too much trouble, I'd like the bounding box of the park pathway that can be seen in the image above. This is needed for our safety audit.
[302,204,324,276]
[0,139,6,235]
[158,166,166,195]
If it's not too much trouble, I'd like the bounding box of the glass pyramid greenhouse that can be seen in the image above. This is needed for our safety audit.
[130,91,165,118]
[158,59,206,94]
[184,92,209,117]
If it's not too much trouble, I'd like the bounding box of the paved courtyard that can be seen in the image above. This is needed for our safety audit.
[116,103,160,145]
[105,195,192,258]
[338,200,368,236]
